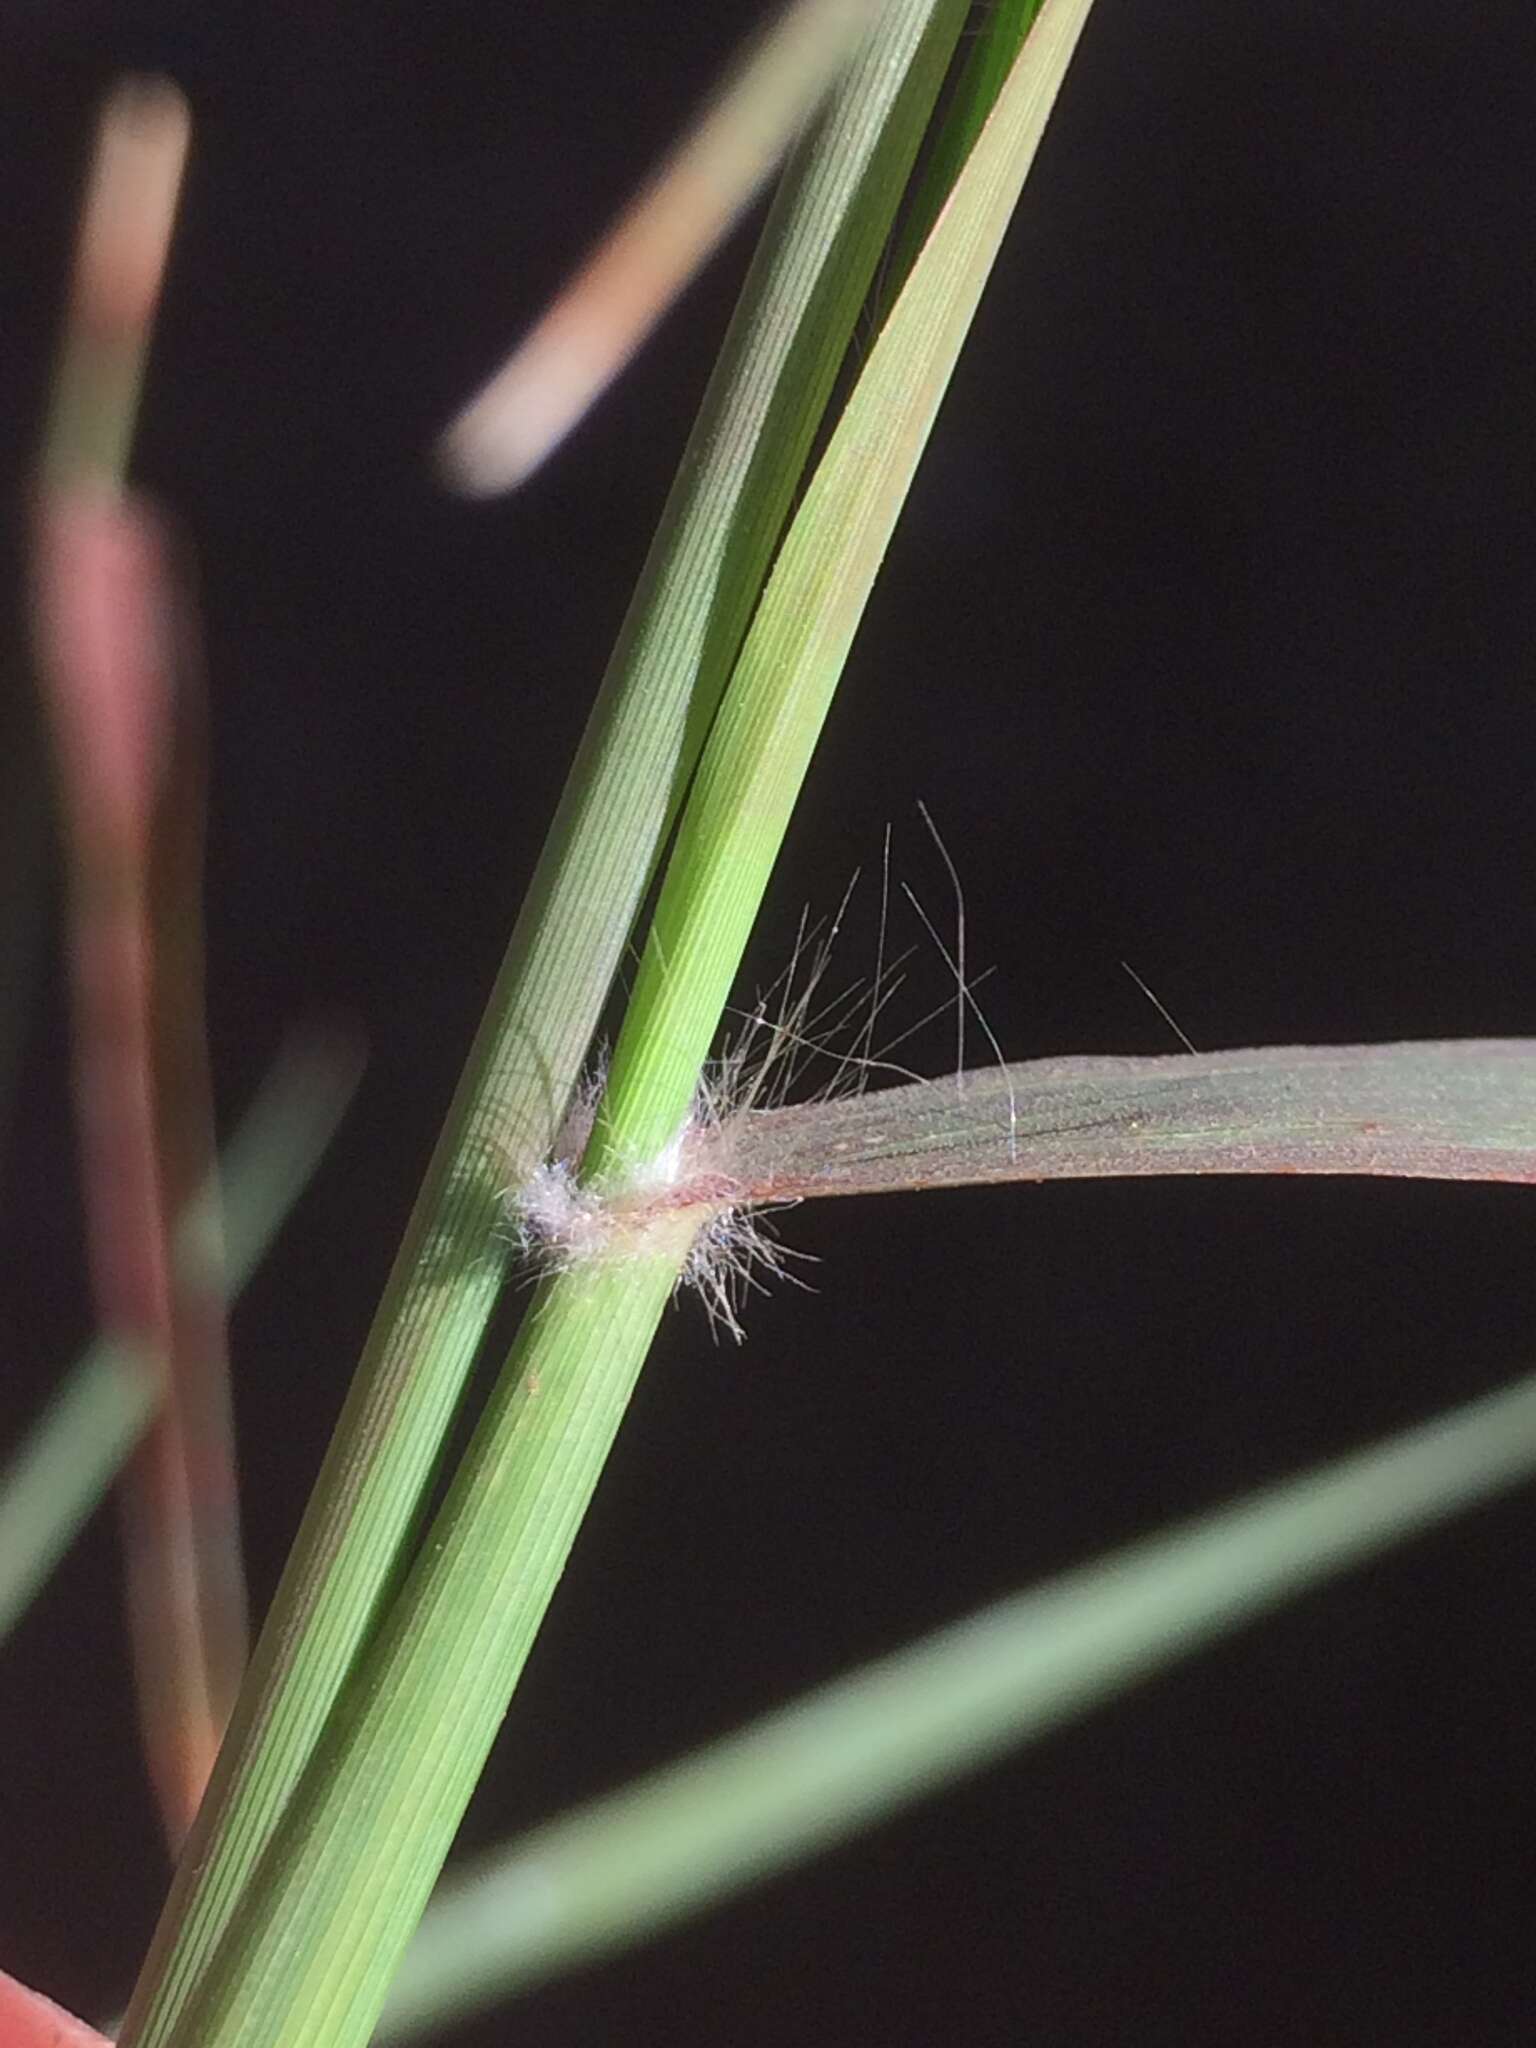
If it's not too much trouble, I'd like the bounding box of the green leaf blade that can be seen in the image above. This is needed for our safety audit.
[377,1358,1536,2032]
[120,11,969,2045]
[591,0,1099,1176]
[714,1040,1536,1198]
[157,1230,694,2048]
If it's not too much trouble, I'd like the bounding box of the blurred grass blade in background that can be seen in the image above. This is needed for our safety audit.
[0,1032,363,1651]
[31,74,252,1846]
[139,558,247,1848]
[378,1358,1536,2033]
[0,689,49,1180]
[39,76,189,493]
[440,0,882,493]
[35,484,234,1847]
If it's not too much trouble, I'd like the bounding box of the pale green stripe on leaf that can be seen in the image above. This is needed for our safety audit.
[884,0,1048,303]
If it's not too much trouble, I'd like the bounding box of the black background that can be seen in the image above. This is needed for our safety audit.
[3,3,1535,2041]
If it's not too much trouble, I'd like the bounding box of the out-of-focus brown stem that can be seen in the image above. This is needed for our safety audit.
[32,76,245,1852]
[149,550,248,1746]
[33,491,235,1847]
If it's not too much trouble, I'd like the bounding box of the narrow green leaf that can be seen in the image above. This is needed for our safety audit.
[121,9,970,2044]
[124,15,1097,2048]
[146,1230,699,2048]
[703,1040,1536,1198]
[380,1360,1536,2032]
[589,0,1098,1177]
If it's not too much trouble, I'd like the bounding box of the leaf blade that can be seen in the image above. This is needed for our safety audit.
[711,1040,1536,1198]
[379,1357,1536,2032]
[119,8,974,2043]
[590,0,1100,1173]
